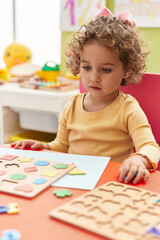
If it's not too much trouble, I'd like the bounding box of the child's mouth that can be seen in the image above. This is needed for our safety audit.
[90,86,101,90]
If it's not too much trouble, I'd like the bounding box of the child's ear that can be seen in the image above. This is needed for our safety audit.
[123,67,131,79]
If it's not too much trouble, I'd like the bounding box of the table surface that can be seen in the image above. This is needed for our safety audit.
[0,147,160,240]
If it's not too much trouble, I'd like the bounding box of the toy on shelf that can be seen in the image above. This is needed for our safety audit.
[9,62,41,83]
[18,61,75,91]
[0,68,9,82]
[20,78,76,92]
[18,61,79,91]
[1,42,33,82]
[37,61,60,83]
[3,43,32,70]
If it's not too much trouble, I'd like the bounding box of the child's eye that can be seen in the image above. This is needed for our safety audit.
[102,68,112,73]
[82,66,91,71]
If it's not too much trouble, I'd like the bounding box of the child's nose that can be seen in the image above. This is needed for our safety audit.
[91,71,100,82]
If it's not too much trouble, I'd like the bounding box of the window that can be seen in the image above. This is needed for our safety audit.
[0,0,13,67]
[0,0,61,68]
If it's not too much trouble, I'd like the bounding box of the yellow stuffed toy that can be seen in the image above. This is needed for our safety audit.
[0,43,32,81]
[3,42,32,70]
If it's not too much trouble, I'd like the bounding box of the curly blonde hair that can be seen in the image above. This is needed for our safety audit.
[65,15,149,85]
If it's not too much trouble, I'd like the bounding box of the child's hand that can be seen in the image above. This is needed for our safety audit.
[11,140,50,150]
[119,155,151,184]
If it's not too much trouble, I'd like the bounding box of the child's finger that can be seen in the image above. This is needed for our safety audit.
[123,165,137,183]
[21,141,28,150]
[132,167,145,184]
[14,141,22,149]
[31,143,44,149]
[143,169,150,182]
[119,164,130,182]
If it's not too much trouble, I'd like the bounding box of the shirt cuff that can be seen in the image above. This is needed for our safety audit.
[130,152,157,171]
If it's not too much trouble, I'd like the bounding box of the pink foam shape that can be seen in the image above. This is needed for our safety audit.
[14,184,33,192]
[24,166,38,173]
[0,155,18,161]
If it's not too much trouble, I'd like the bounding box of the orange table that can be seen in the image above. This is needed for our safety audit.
[0,147,160,240]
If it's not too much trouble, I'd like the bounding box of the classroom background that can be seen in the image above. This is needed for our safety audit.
[1,1,160,72]
[1,2,160,238]
[0,0,160,145]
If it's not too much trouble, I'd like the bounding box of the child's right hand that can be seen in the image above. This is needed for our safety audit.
[11,140,50,150]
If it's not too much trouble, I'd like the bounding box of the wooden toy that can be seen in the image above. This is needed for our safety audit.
[20,79,76,92]
[50,181,160,240]
[0,154,75,198]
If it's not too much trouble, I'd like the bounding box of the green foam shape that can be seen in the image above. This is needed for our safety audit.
[53,163,68,169]
[10,173,26,180]
[54,189,72,198]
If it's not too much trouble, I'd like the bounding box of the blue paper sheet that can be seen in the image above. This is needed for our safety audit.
[0,148,110,190]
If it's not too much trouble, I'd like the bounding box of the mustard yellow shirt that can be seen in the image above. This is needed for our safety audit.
[48,92,160,168]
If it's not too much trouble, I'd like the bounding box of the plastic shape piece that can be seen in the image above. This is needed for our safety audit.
[41,169,59,177]
[1,229,21,240]
[54,189,72,198]
[33,178,47,185]
[34,160,50,166]
[68,168,86,175]
[10,173,26,180]
[14,184,33,192]
[7,203,20,214]
[146,226,160,237]
[0,206,9,214]
[17,157,33,163]
[24,166,38,173]
[0,155,18,161]
[53,163,68,169]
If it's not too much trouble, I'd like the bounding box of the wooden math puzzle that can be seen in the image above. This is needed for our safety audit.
[0,154,75,198]
[50,181,160,240]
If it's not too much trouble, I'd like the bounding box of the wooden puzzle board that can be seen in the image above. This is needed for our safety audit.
[0,154,75,198]
[50,181,160,240]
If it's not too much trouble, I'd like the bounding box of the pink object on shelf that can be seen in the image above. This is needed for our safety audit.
[80,72,160,170]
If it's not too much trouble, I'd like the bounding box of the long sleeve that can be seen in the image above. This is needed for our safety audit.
[48,96,74,152]
[48,92,160,168]
[124,95,160,169]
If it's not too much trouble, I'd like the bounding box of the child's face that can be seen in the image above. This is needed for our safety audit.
[80,41,129,98]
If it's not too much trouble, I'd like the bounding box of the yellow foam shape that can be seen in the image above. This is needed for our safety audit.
[68,168,86,175]
[7,202,20,214]
[41,169,59,177]
[18,157,33,163]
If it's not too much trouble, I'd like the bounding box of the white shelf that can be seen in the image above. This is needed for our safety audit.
[0,83,79,143]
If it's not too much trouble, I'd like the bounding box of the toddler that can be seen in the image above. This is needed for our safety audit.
[11,8,160,184]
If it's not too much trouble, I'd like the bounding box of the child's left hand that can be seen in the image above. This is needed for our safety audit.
[119,155,152,184]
